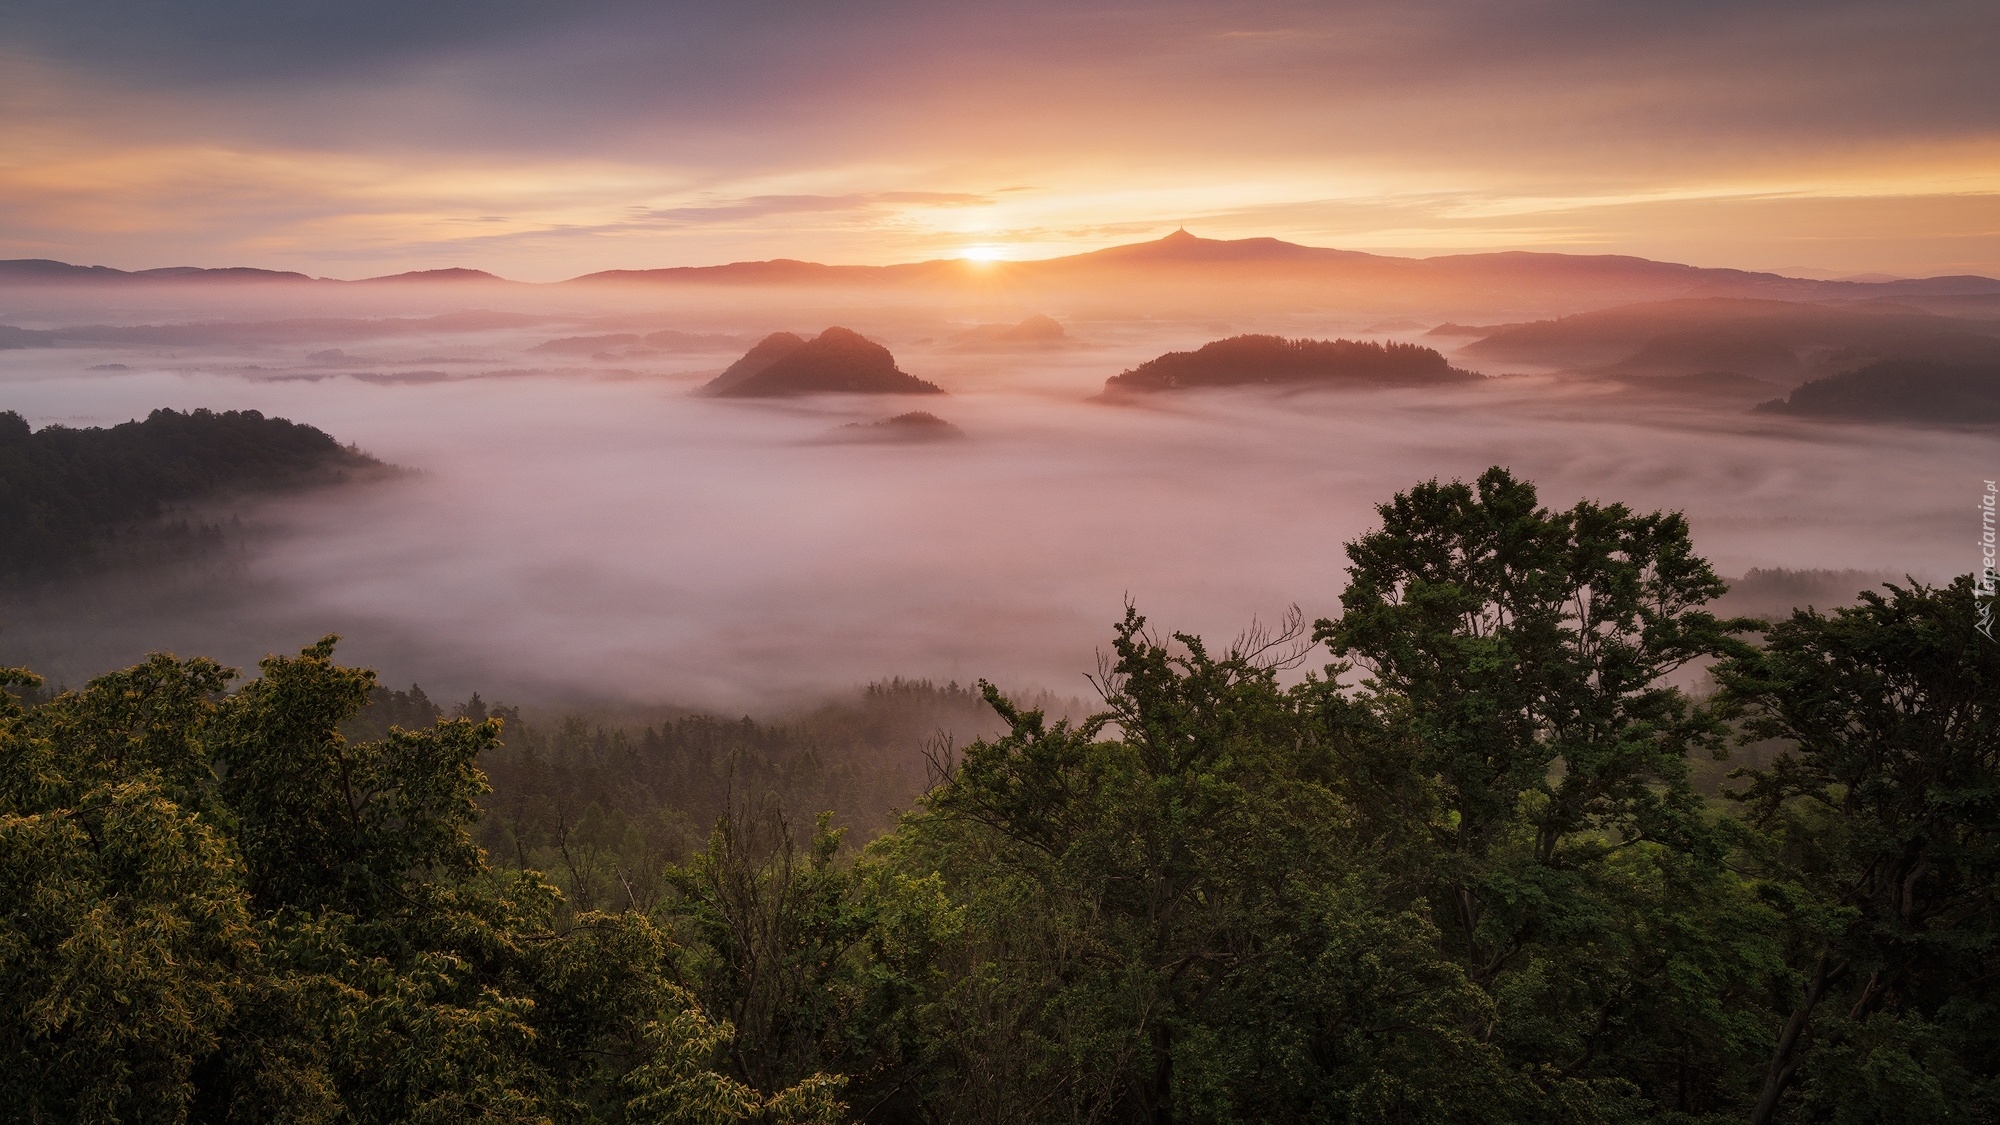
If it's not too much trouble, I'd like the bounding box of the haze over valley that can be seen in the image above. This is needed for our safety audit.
[4,232,1990,707]
[9,1,2000,1119]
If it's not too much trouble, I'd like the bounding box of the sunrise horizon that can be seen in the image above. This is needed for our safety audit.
[11,225,1997,287]
[5,6,1998,1120]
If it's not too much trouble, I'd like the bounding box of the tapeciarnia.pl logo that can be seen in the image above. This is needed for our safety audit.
[1979,480,1997,642]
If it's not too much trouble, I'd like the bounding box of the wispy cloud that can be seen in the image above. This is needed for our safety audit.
[1,0,1994,276]
[631,192,995,226]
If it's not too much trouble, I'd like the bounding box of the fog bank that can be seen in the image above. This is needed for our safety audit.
[0,288,1985,710]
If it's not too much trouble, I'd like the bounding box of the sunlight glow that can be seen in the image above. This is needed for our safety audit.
[956,244,1009,262]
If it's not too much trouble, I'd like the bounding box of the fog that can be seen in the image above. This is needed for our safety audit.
[0,282,1983,712]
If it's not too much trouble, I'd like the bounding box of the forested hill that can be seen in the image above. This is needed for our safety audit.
[1104,334,1478,392]
[5,467,1994,1125]
[0,407,382,577]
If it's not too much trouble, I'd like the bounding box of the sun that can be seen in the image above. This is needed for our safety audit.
[956,244,1008,263]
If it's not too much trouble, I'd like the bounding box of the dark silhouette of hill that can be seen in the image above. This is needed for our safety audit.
[0,311,551,348]
[699,331,808,395]
[10,233,2000,307]
[562,231,2000,310]
[701,328,943,397]
[1104,335,1478,393]
[530,333,645,355]
[0,407,383,578]
[1710,566,1899,620]
[358,268,506,283]
[0,259,318,284]
[0,326,56,349]
[831,411,967,442]
[948,314,1071,350]
[1754,356,2000,423]
[0,261,514,286]
[1458,297,2000,385]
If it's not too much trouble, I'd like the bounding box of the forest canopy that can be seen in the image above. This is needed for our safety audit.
[2,467,1995,1125]
[1104,335,1477,393]
[0,407,380,578]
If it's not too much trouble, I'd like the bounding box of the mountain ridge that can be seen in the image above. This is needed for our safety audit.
[7,233,1998,302]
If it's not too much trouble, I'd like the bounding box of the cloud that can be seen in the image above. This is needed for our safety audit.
[0,283,1983,709]
[632,192,996,227]
[1,0,1995,276]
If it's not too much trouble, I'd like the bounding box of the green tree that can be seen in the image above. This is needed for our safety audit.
[1314,466,1768,1118]
[0,667,258,1124]
[0,642,850,1125]
[892,608,1526,1125]
[1715,577,2000,1125]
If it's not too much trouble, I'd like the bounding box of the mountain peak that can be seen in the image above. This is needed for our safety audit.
[702,327,943,397]
[360,267,505,283]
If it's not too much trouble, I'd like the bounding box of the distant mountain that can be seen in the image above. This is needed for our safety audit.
[9,232,2000,310]
[700,328,944,397]
[1456,297,2000,385]
[567,231,2000,311]
[830,411,967,443]
[1754,354,2000,424]
[0,310,551,348]
[0,261,509,286]
[0,259,316,284]
[0,326,56,349]
[358,268,507,283]
[948,314,1071,351]
[1104,335,1477,393]
[529,333,646,355]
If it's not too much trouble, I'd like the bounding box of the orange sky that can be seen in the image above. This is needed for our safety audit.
[2,0,1996,280]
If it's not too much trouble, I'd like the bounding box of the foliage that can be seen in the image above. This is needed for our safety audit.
[0,407,379,578]
[4,467,1997,1124]
[1105,335,1475,392]
[1714,578,2000,1124]
[0,642,844,1125]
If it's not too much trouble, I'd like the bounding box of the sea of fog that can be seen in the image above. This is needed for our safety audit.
[0,295,1986,710]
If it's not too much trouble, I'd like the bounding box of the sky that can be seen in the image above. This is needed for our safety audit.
[2,0,1997,280]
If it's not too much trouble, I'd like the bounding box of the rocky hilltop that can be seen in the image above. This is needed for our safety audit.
[831,411,967,443]
[700,328,944,397]
[1104,335,1478,393]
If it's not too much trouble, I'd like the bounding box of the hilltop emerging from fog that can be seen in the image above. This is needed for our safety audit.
[1105,335,1478,393]
[0,408,382,578]
[701,327,944,397]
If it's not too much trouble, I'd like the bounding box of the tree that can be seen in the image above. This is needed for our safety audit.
[0,642,851,1125]
[1314,466,1767,1115]
[0,667,258,1124]
[895,607,1527,1125]
[1715,577,2000,1125]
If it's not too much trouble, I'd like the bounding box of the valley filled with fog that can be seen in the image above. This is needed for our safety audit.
[0,274,1986,709]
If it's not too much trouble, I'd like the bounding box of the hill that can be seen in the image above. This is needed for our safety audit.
[0,407,382,577]
[1455,297,2000,385]
[0,259,318,285]
[830,411,967,443]
[566,231,2000,313]
[11,233,2000,311]
[948,314,1071,351]
[0,311,551,349]
[700,328,944,397]
[1103,335,1478,393]
[1753,356,2000,423]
